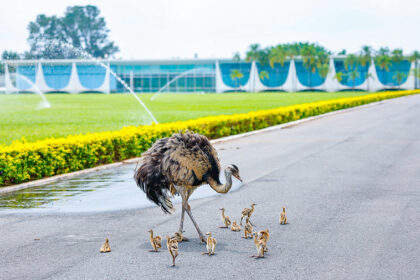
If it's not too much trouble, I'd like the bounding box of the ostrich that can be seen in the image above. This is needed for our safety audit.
[134,131,242,242]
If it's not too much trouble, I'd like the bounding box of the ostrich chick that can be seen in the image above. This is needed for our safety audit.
[280,207,287,224]
[242,217,253,239]
[100,238,111,253]
[173,231,189,242]
[250,232,267,258]
[202,232,217,255]
[240,203,256,225]
[231,221,241,231]
[166,236,179,267]
[148,229,162,252]
[219,208,231,228]
[258,229,270,252]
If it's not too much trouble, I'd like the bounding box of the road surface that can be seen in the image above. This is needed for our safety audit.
[1,95,419,279]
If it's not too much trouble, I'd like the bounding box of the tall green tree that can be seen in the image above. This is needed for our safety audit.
[359,45,372,67]
[230,69,244,88]
[27,5,119,59]
[410,51,420,88]
[269,45,287,67]
[393,71,407,88]
[245,44,261,62]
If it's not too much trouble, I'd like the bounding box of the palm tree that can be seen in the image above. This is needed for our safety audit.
[269,45,287,67]
[409,50,420,88]
[391,49,404,64]
[344,54,358,71]
[334,72,344,82]
[246,44,261,62]
[230,69,243,89]
[375,54,391,84]
[301,45,317,87]
[359,46,372,67]
[348,69,360,90]
[259,70,269,81]
[393,71,407,89]
[318,63,329,79]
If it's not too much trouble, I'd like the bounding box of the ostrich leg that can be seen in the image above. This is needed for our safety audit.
[185,202,206,243]
[179,206,186,233]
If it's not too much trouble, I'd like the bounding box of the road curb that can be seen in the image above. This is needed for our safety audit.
[0,95,408,194]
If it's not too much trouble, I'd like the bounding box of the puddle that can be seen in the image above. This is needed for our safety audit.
[0,163,241,214]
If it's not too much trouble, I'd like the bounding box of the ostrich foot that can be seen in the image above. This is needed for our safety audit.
[199,235,206,243]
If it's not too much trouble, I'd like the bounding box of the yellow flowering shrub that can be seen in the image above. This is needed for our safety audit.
[0,90,419,186]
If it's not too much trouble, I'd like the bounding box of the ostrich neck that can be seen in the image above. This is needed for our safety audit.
[208,169,233,194]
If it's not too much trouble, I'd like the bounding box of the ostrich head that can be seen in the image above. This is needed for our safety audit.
[226,164,242,182]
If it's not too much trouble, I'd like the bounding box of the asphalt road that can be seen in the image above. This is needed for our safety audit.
[1,95,420,280]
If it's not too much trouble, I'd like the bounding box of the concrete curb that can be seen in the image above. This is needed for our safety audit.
[0,95,409,195]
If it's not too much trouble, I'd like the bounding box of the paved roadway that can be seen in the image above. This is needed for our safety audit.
[1,95,420,280]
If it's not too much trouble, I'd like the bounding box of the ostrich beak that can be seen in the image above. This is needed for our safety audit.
[233,173,243,182]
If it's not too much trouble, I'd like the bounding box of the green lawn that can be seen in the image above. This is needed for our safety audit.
[0,92,369,145]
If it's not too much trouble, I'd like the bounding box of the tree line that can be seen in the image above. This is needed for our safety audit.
[230,43,420,89]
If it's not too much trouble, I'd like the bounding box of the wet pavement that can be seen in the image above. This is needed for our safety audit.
[0,160,242,213]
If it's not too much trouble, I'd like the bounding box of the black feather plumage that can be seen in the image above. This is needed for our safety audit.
[134,131,221,214]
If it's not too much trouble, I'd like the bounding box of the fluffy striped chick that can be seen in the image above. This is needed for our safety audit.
[250,232,267,258]
[100,238,111,253]
[202,232,217,256]
[242,217,253,239]
[231,221,241,231]
[240,203,256,225]
[148,229,162,252]
[219,208,231,228]
[257,229,270,253]
[166,236,179,267]
[280,207,287,225]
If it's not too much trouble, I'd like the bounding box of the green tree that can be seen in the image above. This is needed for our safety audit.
[359,45,372,67]
[409,50,420,88]
[246,44,261,62]
[344,54,358,71]
[391,49,404,63]
[27,5,119,59]
[232,52,241,61]
[375,54,391,72]
[334,72,344,82]
[230,69,244,88]
[269,45,287,67]
[2,51,21,60]
[338,49,347,55]
[259,70,269,81]
[348,69,360,90]
[393,71,407,88]
[318,63,329,79]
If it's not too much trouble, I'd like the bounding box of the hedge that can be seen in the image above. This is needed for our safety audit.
[1,90,419,186]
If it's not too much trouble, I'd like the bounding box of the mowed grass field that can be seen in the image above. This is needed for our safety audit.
[0,92,369,145]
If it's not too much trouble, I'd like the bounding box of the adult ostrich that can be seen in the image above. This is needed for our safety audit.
[134,131,242,242]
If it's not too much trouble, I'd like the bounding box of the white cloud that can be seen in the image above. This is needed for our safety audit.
[0,0,418,59]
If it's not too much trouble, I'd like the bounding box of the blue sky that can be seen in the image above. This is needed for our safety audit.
[0,0,418,59]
